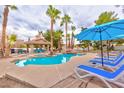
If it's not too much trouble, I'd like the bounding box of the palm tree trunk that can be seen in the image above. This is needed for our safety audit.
[59,38,62,52]
[58,38,61,52]
[50,18,54,55]
[68,35,71,48]
[71,32,73,49]
[1,6,9,56]
[73,36,75,49]
[65,22,68,51]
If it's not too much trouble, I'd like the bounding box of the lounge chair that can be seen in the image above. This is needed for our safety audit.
[18,49,24,54]
[89,53,124,67]
[39,49,46,52]
[93,53,122,61]
[34,49,45,53]
[34,49,39,53]
[97,52,118,57]
[74,64,124,88]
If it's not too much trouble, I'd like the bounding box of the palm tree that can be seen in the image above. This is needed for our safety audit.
[80,40,91,52]
[95,11,119,25]
[8,34,17,48]
[44,29,63,49]
[46,5,61,55]
[60,14,72,50]
[1,5,17,56]
[71,25,76,49]
[67,34,71,48]
[57,30,63,52]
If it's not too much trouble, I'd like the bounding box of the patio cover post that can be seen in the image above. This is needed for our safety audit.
[30,45,34,53]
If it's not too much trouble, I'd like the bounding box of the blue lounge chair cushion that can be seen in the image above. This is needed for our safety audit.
[34,49,45,53]
[94,58,114,61]
[89,54,124,66]
[90,55,124,66]
[78,64,124,79]
[18,49,23,54]
[92,53,122,62]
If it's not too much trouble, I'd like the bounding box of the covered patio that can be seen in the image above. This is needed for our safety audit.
[25,38,50,53]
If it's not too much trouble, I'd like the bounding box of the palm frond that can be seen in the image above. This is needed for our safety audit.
[10,5,18,10]
[71,26,76,31]
[60,13,72,26]
[95,11,119,25]
[46,5,61,21]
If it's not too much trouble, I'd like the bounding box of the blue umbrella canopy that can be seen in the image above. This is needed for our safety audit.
[111,34,124,39]
[76,19,124,41]
[76,19,124,66]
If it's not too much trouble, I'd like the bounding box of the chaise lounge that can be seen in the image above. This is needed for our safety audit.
[74,64,124,88]
[89,53,124,67]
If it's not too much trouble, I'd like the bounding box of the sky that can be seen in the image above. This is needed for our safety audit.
[0,5,124,43]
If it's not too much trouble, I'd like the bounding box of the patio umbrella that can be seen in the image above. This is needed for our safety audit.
[111,34,124,39]
[76,19,124,66]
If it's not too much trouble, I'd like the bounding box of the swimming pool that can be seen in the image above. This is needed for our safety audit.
[16,53,83,67]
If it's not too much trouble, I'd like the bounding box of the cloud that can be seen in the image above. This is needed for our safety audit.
[0,5,124,43]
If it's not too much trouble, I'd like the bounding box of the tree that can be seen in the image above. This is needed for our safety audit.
[95,11,119,25]
[92,41,101,50]
[44,29,63,49]
[60,14,72,50]
[8,34,17,47]
[80,40,91,51]
[1,5,17,56]
[67,34,71,48]
[71,25,76,49]
[113,39,124,46]
[57,30,63,52]
[46,5,61,55]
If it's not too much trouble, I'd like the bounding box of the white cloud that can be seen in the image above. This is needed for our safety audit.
[0,5,124,43]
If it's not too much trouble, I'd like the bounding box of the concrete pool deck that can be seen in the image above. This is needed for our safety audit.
[0,53,112,88]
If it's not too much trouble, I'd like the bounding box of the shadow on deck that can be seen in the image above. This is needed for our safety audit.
[51,73,121,88]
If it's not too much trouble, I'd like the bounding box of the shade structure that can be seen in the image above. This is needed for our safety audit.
[25,38,50,45]
[76,19,124,41]
[76,19,124,66]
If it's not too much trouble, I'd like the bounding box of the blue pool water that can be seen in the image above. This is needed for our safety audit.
[16,53,83,67]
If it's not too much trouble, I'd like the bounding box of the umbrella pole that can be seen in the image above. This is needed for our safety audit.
[107,40,109,60]
[100,32,104,66]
